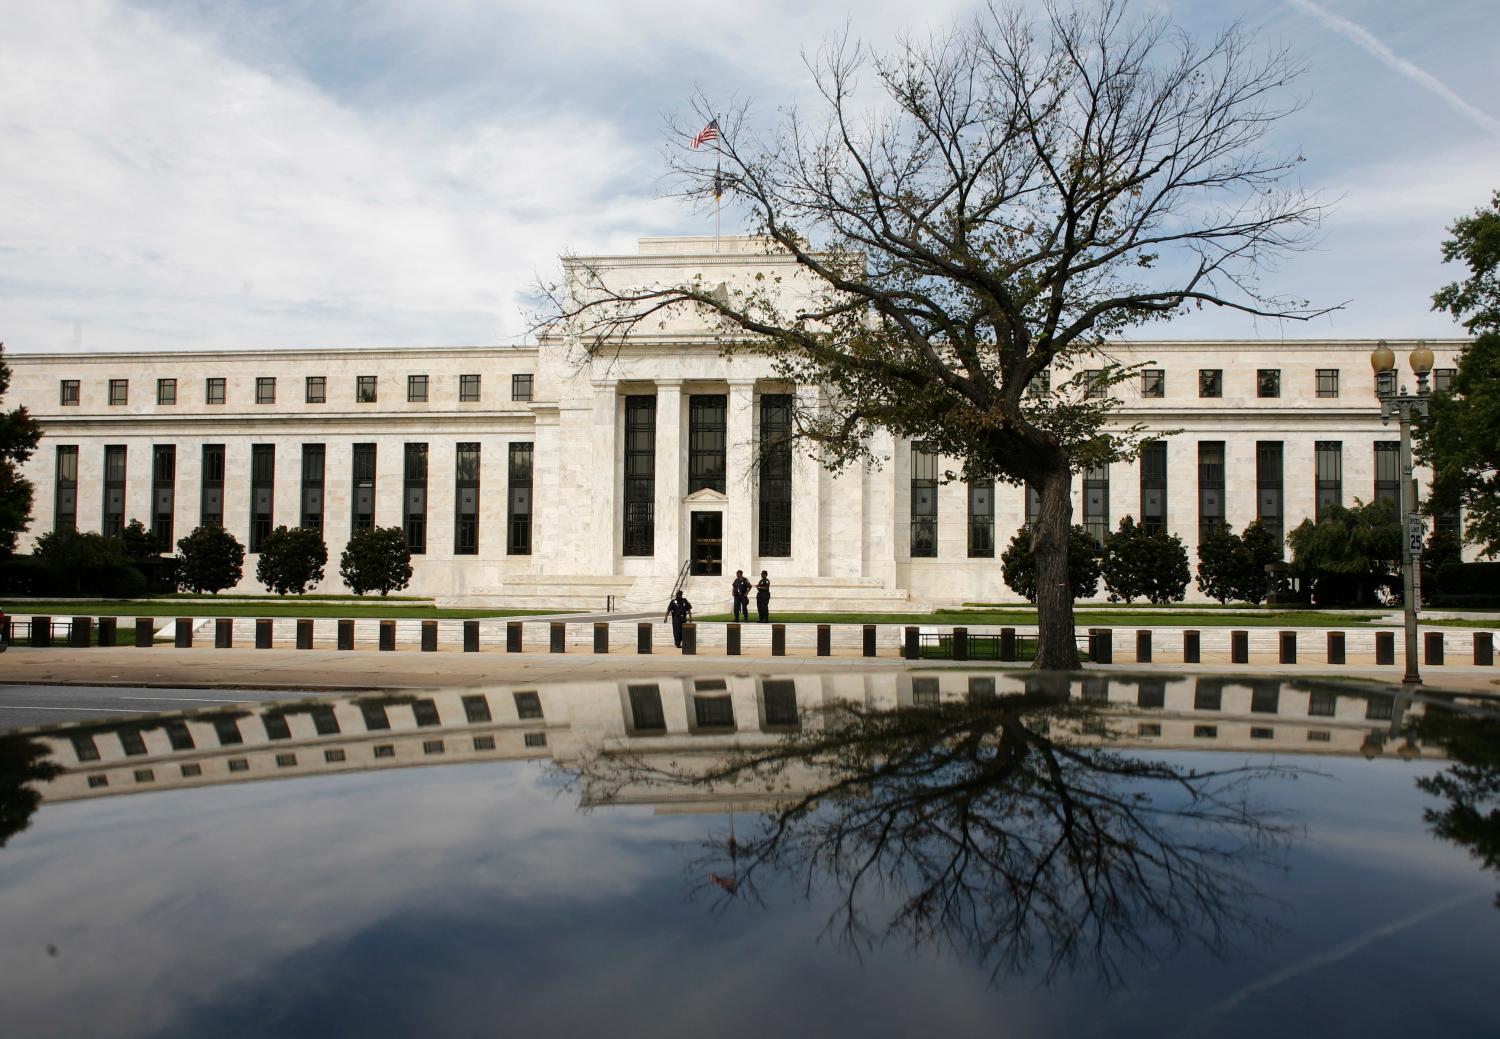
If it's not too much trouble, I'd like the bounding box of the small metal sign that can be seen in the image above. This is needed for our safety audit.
[1407,514,1425,556]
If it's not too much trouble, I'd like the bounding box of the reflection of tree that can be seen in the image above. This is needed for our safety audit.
[567,689,1297,983]
[1409,709,1500,907]
[0,735,63,848]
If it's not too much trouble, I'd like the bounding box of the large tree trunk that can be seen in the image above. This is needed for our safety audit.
[1031,466,1081,670]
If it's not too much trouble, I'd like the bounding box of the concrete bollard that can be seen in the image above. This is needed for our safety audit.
[337,619,354,651]
[592,621,608,654]
[30,616,52,648]
[952,627,968,662]
[1088,628,1113,664]
[1136,629,1152,664]
[175,618,193,649]
[255,619,273,649]
[421,620,438,652]
[98,616,117,647]
[1375,631,1396,666]
[726,623,741,656]
[464,620,480,653]
[1424,631,1444,666]
[904,626,920,660]
[214,619,232,648]
[817,624,831,657]
[1327,631,1346,665]
[1230,630,1249,664]
[637,622,652,654]
[134,618,153,648]
[1183,629,1200,664]
[681,622,696,655]
[1000,627,1016,662]
[70,616,92,648]
[863,624,877,658]
[506,621,523,653]
[1476,632,1494,667]
[378,620,396,652]
[296,619,314,650]
[1279,630,1296,664]
[771,624,786,656]
[549,621,566,654]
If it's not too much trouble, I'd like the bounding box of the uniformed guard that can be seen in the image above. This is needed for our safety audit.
[731,569,752,622]
[755,570,771,623]
[664,590,694,648]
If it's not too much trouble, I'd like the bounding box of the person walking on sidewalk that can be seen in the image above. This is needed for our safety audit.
[755,570,771,623]
[665,590,694,648]
[731,570,752,623]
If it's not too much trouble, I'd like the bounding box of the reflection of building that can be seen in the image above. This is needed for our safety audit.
[7,236,1471,608]
[15,674,1457,808]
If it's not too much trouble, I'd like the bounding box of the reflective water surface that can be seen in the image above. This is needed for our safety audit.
[0,672,1496,1038]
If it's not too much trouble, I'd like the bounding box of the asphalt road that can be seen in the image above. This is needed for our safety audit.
[0,685,326,733]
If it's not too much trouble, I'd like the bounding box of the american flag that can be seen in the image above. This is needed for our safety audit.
[690,119,719,149]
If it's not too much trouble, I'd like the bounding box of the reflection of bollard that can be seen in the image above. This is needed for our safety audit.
[1375,631,1396,666]
[771,624,786,656]
[1136,629,1152,663]
[71,616,92,648]
[1279,630,1296,664]
[817,624,831,657]
[464,620,480,653]
[32,616,53,648]
[421,621,438,652]
[1088,628,1113,664]
[214,618,232,648]
[1327,631,1346,664]
[297,619,314,650]
[1183,629,1200,664]
[637,622,652,654]
[134,618,153,648]
[506,621,523,653]
[863,624,877,658]
[952,627,967,662]
[255,619,273,649]
[98,616,117,647]
[1475,632,1494,667]
[175,618,193,649]
[378,620,395,652]
[1424,631,1444,666]
[1230,630,1249,664]
[681,622,696,655]
[904,626,920,660]
[1000,627,1016,662]
[550,622,566,654]
[337,619,354,651]
[726,623,740,656]
[592,622,608,654]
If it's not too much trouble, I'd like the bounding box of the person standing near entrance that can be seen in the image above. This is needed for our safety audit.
[755,570,771,623]
[665,590,694,648]
[731,570,751,623]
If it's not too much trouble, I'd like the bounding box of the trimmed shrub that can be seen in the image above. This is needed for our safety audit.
[1000,524,1103,603]
[340,526,413,597]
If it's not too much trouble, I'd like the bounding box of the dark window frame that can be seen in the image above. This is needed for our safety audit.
[511,373,534,401]
[108,379,129,406]
[910,443,937,558]
[459,374,481,402]
[305,376,326,404]
[1140,440,1167,534]
[205,377,226,405]
[623,395,656,556]
[249,444,275,553]
[255,376,276,405]
[102,444,126,536]
[1198,369,1222,398]
[1198,441,1225,540]
[301,443,325,532]
[1257,369,1281,399]
[356,375,377,403]
[1315,441,1342,520]
[967,479,994,558]
[1083,464,1109,542]
[201,444,225,526]
[403,442,428,554]
[688,394,728,494]
[508,442,533,555]
[1140,369,1165,398]
[60,379,80,406]
[1315,368,1340,399]
[151,444,176,550]
[1256,440,1284,547]
[759,393,792,557]
[455,442,480,555]
[352,443,376,533]
[54,445,79,531]
[407,374,428,403]
[157,378,177,406]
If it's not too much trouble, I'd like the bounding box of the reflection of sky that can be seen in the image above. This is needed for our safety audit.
[0,753,1493,1038]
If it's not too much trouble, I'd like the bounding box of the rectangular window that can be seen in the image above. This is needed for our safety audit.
[472,736,495,752]
[1198,441,1225,539]
[1315,441,1342,520]
[1308,689,1337,717]
[327,750,348,762]
[628,684,665,732]
[523,732,547,748]
[262,714,291,740]
[108,379,128,405]
[214,717,243,746]
[1140,441,1167,534]
[1256,441,1284,547]
[205,377,225,405]
[352,443,376,532]
[1433,368,1457,394]
[1083,464,1109,542]
[967,480,994,557]
[1316,369,1339,398]
[412,699,440,727]
[688,394,727,493]
[1027,369,1051,396]
[165,720,195,750]
[1193,683,1223,710]
[512,373,534,401]
[361,703,390,730]
[301,444,325,532]
[1374,442,1400,505]
[762,680,798,728]
[462,695,492,723]
[1251,685,1280,714]
[623,395,656,556]
[1081,369,1105,398]
[693,695,735,730]
[54,446,78,531]
[312,705,340,734]
[1257,369,1281,398]
[1024,483,1040,529]
[157,378,177,406]
[250,444,274,552]
[1199,369,1222,398]
[72,735,101,762]
[508,442,533,555]
[759,393,792,557]
[102,444,126,536]
[514,692,543,719]
[910,443,937,557]
[119,729,147,756]
[305,376,326,403]
[255,377,276,405]
[151,444,176,550]
[407,374,428,403]
[403,442,428,554]
[455,442,480,555]
[459,374,481,402]
[60,379,80,406]
[1141,369,1165,398]
[356,375,377,403]
[201,444,225,526]
[912,676,940,707]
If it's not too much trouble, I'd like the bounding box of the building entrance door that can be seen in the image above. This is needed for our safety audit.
[690,512,723,576]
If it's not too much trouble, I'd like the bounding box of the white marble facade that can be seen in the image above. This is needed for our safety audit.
[7,236,1468,610]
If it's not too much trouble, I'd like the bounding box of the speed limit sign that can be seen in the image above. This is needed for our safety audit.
[1407,514,1425,556]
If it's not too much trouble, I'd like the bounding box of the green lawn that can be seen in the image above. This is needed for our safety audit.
[3,600,569,620]
[698,609,1390,627]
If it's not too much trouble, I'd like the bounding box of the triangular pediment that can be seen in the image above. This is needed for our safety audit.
[683,487,729,504]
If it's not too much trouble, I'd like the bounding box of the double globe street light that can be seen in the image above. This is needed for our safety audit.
[1369,340,1433,685]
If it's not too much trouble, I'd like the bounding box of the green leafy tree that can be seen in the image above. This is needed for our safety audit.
[1101,516,1190,604]
[32,528,134,595]
[175,524,245,594]
[1195,521,1281,605]
[1409,709,1500,908]
[118,519,160,564]
[1286,499,1401,606]
[1001,524,1102,603]
[255,525,328,595]
[340,526,412,597]
[549,3,1328,667]
[1419,191,1500,556]
[0,343,43,556]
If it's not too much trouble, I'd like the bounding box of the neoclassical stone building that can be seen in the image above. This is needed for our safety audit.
[8,236,1466,610]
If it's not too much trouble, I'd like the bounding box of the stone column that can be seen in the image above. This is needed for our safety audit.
[589,385,619,574]
[654,381,684,572]
[531,405,561,573]
[791,384,821,577]
[724,380,756,577]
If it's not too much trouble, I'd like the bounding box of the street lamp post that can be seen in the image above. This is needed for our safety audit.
[1370,340,1433,686]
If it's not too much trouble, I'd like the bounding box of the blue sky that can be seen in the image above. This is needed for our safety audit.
[2,0,1497,354]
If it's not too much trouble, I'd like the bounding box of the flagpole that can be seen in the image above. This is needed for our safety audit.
[714,113,721,254]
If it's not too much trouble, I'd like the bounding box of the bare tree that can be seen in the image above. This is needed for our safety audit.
[548,0,1330,667]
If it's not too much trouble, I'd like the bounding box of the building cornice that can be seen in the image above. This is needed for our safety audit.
[6,344,538,363]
